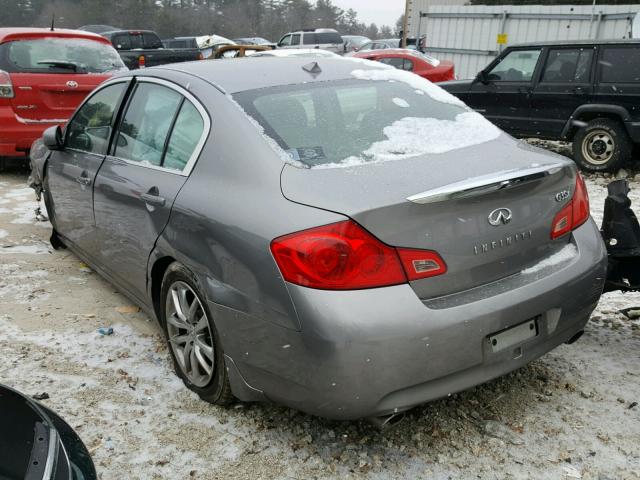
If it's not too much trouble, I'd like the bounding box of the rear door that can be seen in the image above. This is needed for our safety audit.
[3,37,119,122]
[530,46,595,138]
[46,80,129,255]
[93,78,208,302]
[468,47,543,135]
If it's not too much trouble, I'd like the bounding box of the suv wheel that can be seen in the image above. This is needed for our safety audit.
[160,262,233,405]
[572,118,631,172]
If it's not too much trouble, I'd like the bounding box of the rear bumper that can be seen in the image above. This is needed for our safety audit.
[0,106,64,157]
[211,219,606,420]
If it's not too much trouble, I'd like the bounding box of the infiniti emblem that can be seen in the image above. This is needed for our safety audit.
[488,208,513,226]
[66,80,78,88]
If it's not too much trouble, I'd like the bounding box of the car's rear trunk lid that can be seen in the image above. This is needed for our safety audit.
[280,135,577,299]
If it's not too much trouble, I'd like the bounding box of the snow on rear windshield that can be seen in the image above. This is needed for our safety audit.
[233,72,500,168]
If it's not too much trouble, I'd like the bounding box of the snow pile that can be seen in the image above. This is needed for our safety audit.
[521,244,578,275]
[350,68,466,107]
[318,112,501,168]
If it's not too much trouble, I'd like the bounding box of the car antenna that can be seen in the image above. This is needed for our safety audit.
[302,61,322,77]
[50,13,55,31]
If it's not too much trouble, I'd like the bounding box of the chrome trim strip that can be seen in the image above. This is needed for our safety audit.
[15,115,67,125]
[406,163,567,205]
[42,429,58,480]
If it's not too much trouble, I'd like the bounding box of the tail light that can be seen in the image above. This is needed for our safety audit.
[138,55,146,68]
[551,172,590,239]
[0,70,14,98]
[270,220,446,290]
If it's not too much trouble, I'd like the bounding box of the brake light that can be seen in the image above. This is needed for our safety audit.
[270,220,447,290]
[138,55,146,68]
[0,70,14,98]
[551,172,590,239]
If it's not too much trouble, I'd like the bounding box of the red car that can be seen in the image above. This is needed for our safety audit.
[0,28,126,160]
[354,49,455,83]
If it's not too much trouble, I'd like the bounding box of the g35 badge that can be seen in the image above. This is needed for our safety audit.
[555,189,571,202]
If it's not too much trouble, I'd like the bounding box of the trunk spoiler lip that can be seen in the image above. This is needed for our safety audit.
[406,162,570,205]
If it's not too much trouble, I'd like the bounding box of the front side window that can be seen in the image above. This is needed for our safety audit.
[6,38,125,73]
[279,35,292,47]
[66,82,127,154]
[114,83,182,166]
[487,49,542,82]
[541,48,593,83]
[600,47,640,83]
[163,100,205,171]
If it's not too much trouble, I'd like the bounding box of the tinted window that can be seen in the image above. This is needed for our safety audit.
[6,38,125,73]
[487,49,541,82]
[291,34,301,46]
[600,47,640,83]
[129,34,143,50]
[541,48,593,83]
[234,79,466,167]
[302,33,317,45]
[164,100,205,171]
[316,32,342,44]
[142,33,163,49]
[66,83,126,154]
[112,34,131,50]
[115,83,182,166]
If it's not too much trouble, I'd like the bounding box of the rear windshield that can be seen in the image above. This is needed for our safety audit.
[303,32,343,45]
[233,75,498,168]
[5,38,126,73]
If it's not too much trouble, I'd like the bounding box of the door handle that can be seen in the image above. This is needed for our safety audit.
[140,192,166,207]
[75,171,92,186]
[573,87,586,95]
[517,86,531,94]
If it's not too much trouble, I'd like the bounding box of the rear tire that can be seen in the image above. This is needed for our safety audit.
[160,262,233,405]
[572,118,631,173]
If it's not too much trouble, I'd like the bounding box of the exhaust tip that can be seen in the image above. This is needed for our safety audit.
[565,330,584,345]
[366,412,406,430]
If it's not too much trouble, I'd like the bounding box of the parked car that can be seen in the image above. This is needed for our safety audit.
[353,38,416,53]
[232,37,275,47]
[354,48,455,82]
[0,27,126,161]
[276,28,344,54]
[32,57,606,422]
[101,30,203,69]
[214,44,273,59]
[440,39,640,172]
[247,48,339,58]
[342,34,370,53]
[163,35,236,59]
[0,383,97,479]
[78,24,120,34]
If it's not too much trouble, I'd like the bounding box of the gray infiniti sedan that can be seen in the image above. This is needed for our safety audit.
[33,57,607,423]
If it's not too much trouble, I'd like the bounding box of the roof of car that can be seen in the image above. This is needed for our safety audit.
[0,27,111,44]
[136,57,382,94]
[511,38,640,48]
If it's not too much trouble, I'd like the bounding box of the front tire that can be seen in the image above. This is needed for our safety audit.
[160,262,233,405]
[572,118,632,172]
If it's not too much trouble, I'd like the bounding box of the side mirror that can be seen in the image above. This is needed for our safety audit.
[43,125,63,151]
[475,70,489,84]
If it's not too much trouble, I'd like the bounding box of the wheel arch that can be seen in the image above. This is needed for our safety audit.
[149,255,177,324]
[562,105,631,141]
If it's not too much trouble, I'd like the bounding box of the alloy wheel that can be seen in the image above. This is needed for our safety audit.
[165,281,215,387]
[582,129,615,166]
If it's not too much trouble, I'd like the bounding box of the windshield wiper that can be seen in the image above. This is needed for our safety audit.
[37,60,86,73]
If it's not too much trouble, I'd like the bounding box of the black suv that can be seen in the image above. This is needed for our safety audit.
[441,40,640,172]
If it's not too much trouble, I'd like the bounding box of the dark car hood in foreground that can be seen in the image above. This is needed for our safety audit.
[0,384,96,480]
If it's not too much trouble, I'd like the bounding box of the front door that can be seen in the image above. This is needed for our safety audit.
[93,79,207,302]
[46,81,128,255]
[467,48,543,135]
[530,46,595,138]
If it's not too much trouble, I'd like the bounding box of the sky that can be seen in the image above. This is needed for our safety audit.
[332,0,405,29]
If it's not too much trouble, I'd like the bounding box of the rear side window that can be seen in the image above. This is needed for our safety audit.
[66,82,127,155]
[163,100,205,171]
[5,38,125,73]
[302,33,317,45]
[378,57,413,71]
[600,47,640,83]
[487,49,541,82]
[291,34,301,46]
[115,83,182,166]
[541,48,593,83]
[316,32,342,44]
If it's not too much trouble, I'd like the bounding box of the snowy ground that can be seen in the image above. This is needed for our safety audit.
[1,151,639,479]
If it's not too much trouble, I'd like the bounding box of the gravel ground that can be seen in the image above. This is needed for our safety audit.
[1,146,639,479]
